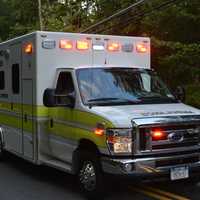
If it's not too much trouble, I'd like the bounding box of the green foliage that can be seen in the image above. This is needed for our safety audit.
[186,85,200,108]
[152,38,200,87]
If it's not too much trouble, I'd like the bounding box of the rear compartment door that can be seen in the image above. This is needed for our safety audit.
[4,43,23,154]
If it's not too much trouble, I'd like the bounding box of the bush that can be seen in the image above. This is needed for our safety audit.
[185,85,200,109]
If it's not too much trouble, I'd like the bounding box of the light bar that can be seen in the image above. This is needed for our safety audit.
[76,40,90,50]
[60,40,73,50]
[107,42,120,52]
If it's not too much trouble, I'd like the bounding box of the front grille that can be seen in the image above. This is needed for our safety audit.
[139,124,200,152]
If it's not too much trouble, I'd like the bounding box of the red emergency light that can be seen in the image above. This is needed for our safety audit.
[151,129,167,141]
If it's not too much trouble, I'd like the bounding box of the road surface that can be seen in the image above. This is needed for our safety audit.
[0,153,200,200]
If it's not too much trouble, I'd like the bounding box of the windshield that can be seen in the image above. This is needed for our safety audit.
[76,68,177,106]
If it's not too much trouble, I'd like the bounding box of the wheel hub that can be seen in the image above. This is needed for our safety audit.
[79,161,96,191]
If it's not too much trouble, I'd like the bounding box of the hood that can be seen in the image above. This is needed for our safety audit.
[90,103,200,127]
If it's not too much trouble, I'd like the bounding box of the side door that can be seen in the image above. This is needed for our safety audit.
[4,44,23,154]
[48,70,77,163]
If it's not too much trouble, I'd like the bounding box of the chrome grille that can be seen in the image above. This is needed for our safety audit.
[139,124,200,152]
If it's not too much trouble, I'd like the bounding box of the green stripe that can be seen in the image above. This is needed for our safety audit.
[48,121,107,148]
[0,101,114,148]
[0,112,34,132]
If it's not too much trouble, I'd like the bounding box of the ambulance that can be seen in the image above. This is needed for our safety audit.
[0,31,200,197]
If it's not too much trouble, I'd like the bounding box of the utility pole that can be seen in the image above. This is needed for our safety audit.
[38,0,44,31]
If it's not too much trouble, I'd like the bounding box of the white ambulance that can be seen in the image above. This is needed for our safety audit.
[0,31,200,197]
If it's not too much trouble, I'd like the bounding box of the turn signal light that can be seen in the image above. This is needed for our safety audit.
[24,43,33,54]
[136,43,148,53]
[107,42,120,52]
[94,128,104,136]
[60,40,73,50]
[151,129,167,141]
[76,40,90,50]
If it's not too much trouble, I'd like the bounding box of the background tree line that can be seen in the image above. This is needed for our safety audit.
[0,0,199,107]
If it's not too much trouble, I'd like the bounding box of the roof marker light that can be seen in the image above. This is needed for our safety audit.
[76,40,90,50]
[24,43,33,54]
[60,40,73,50]
[107,42,120,52]
[136,43,148,53]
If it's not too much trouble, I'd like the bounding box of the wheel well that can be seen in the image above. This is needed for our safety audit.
[78,139,100,154]
[72,139,100,174]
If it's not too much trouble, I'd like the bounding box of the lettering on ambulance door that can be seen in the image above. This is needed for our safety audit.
[49,71,75,163]
[4,44,23,154]
[22,79,34,159]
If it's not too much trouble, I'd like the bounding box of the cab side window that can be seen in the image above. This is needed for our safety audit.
[56,72,74,95]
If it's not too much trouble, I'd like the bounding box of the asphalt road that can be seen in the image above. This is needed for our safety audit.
[0,153,200,200]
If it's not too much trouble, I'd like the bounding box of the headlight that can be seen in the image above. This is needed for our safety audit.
[106,129,132,155]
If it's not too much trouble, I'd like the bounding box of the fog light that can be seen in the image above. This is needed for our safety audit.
[123,163,132,172]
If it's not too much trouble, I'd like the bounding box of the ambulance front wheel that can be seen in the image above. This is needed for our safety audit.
[78,152,104,199]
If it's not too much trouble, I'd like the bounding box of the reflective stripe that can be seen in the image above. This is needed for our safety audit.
[0,111,33,133]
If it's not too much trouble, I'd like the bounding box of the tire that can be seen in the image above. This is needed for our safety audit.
[78,151,104,199]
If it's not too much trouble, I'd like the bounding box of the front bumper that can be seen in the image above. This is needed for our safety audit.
[101,152,200,179]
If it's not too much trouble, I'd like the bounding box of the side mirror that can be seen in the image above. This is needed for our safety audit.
[174,86,186,102]
[43,88,57,107]
[43,88,75,108]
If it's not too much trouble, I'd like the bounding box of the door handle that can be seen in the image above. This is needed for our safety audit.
[24,114,28,122]
[50,118,54,128]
